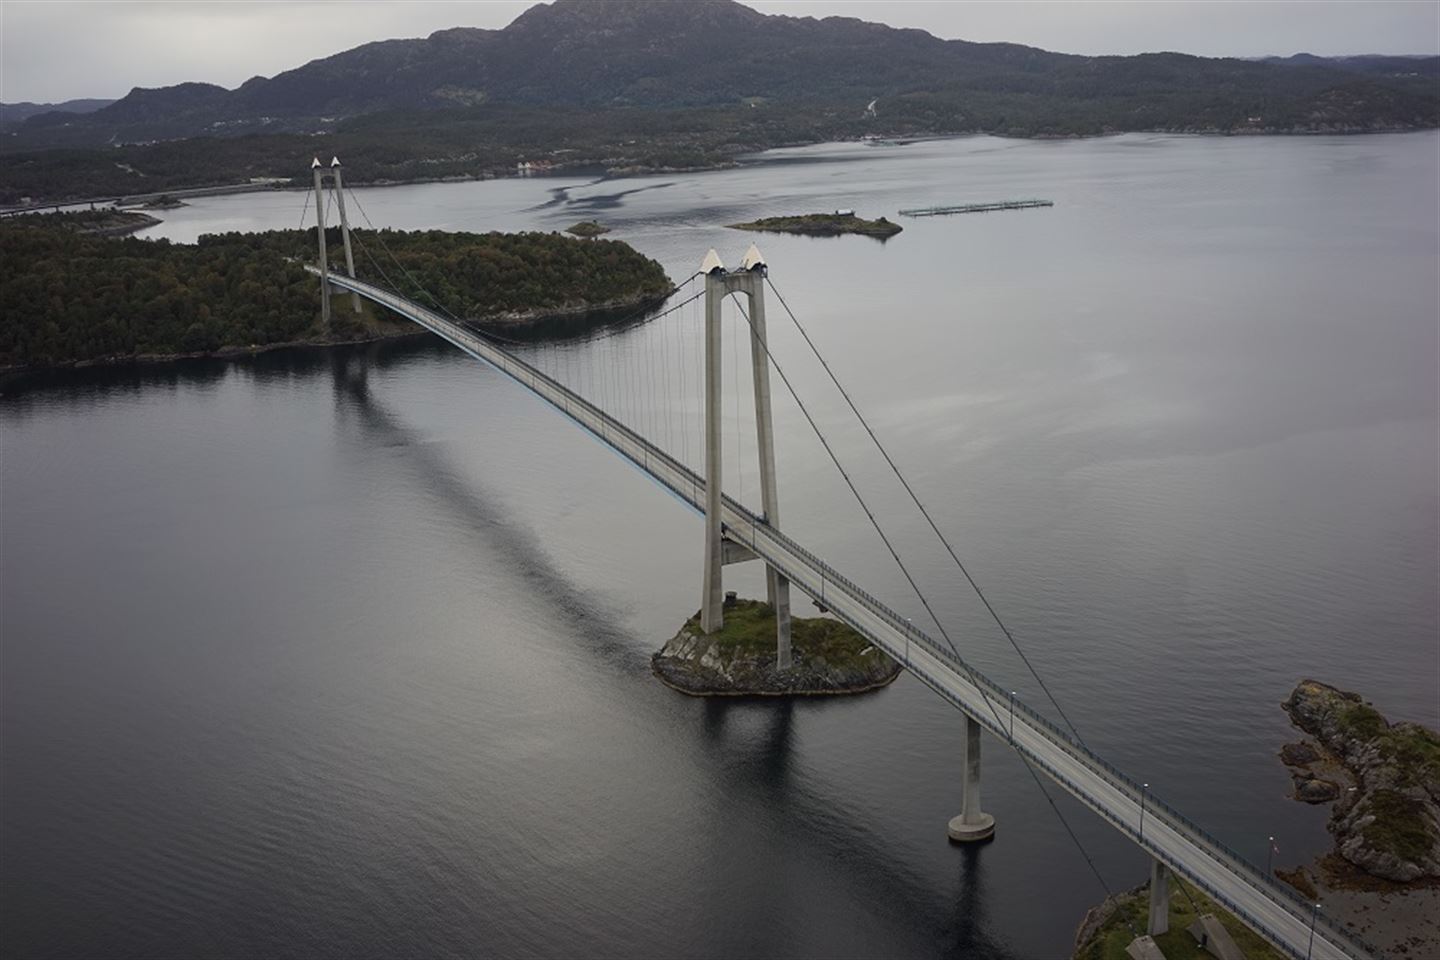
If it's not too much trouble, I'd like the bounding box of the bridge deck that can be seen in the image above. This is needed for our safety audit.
[316,268,1369,960]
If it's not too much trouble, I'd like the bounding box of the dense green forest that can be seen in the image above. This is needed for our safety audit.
[351,226,673,319]
[0,214,672,367]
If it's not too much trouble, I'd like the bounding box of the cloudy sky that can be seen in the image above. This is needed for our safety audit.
[2,0,1437,104]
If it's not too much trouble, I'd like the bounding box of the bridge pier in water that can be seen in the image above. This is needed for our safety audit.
[948,714,996,842]
[698,246,792,669]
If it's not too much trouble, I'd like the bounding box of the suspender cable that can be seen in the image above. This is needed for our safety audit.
[731,310,745,506]
[766,276,1089,750]
[297,182,315,232]
[726,292,1130,917]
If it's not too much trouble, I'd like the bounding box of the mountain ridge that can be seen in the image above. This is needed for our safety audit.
[10,0,1436,151]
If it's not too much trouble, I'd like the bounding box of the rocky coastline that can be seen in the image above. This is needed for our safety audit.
[1269,680,1440,958]
[1071,883,1282,960]
[651,598,901,697]
[1280,679,1440,884]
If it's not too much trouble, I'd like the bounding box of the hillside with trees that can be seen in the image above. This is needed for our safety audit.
[1,0,1435,204]
[0,214,672,368]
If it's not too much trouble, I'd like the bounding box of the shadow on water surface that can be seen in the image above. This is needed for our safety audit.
[0,355,234,411]
[525,177,675,213]
[329,352,647,675]
[332,354,1019,960]
[698,697,1008,959]
[0,336,433,411]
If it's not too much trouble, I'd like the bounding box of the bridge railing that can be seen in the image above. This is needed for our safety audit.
[521,357,1368,956]
[721,508,1371,959]
[326,271,1371,959]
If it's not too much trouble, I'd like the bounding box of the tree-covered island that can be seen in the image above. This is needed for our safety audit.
[728,212,903,239]
[0,213,673,369]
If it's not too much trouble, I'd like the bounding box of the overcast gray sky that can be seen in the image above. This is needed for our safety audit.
[2,0,1437,104]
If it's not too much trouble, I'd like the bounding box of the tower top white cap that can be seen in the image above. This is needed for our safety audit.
[740,243,766,272]
[701,249,725,275]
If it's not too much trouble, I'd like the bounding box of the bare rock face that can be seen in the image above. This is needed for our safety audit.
[1280,741,1321,766]
[1282,679,1440,883]
[1293,776,1341,804]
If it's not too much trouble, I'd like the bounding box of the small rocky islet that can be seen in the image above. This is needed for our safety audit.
[564,219,610,238]
[1278,679,1440,884]
[651,596,900,696]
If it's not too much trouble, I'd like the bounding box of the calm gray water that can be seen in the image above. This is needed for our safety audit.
[3,133,1437,959]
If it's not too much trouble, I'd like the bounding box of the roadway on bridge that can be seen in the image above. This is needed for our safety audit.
[314,267,1369,960]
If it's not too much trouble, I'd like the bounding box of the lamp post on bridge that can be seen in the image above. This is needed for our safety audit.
[1306,902,1320,960]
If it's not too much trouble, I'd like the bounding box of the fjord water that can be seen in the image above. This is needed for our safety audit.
[3,134,1436,958]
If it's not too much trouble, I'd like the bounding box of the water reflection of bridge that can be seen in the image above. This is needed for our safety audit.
[300,158,1367,958]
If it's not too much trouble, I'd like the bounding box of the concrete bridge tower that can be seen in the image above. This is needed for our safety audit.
[699,246,793,669]
[330,157,361,314]
[311,157,364,324]
[311,158,331,329]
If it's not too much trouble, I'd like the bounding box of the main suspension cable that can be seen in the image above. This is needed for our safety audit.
[296,182,314,232]
[726,290,1128,914]
[725,294,1001,724]
[344,181,702,349]
[766,276,1089,749]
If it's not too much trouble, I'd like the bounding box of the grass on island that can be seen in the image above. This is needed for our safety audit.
[684,598,877,664]
[1076,884,1285,960]
[1363,788,1439,865]
[1334,699,1440,786]
[727,212,902,238]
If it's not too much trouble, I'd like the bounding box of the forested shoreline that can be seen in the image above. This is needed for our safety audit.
[0,213,672,369]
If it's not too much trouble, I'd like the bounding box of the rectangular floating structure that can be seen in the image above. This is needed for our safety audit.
[898,199,1054,217]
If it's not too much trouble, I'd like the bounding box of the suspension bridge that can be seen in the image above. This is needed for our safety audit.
[301,158,1371,960]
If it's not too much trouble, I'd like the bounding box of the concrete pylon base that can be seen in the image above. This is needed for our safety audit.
[1124,935,1167,960]
[946,812,995,842]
